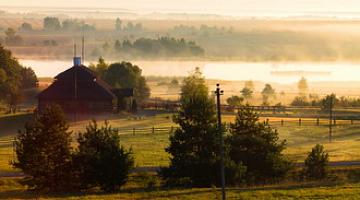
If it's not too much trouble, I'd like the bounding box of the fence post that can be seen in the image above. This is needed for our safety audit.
[281,119,284,126]
[152,126,155,134]
[317,118,320,126]
[299,118,302,126]
[266,118,269,124]
[133,128,135,135]
[333,119,336,126]
[351,119,354,125]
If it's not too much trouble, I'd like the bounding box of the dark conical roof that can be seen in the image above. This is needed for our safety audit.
[38,65,116,101]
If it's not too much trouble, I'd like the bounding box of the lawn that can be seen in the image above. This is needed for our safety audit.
[1,176,360,200]
[2,113,360,173]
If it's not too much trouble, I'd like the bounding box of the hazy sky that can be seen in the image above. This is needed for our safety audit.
[1,0,360,14]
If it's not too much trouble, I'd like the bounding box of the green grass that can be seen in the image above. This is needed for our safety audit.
[2,113,360,173]
[2,176,360,199]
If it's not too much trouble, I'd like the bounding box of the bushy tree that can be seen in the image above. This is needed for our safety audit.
[19,22,33,31]
[302,144,329,180]
[43,17,61,31]
[160,68,245,187]
[4,28,23,46]
[240,87,253,101]
[13,104,74,191]
[74,120,134,191]
[291,96,310,106]
[0,45,37,112]
[244,80,255,91]
[226,95,244,107]
[261,84,276,105]
[321,94,337,112]
[227,106,292,183]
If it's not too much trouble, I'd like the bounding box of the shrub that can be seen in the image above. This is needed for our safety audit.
[13,104,74,191]
[227,106,293,183]
[73,120,134,191]
[303,144,329,180]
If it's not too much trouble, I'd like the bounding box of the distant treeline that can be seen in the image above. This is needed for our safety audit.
[94,37,204,58]
[291,95,360,108]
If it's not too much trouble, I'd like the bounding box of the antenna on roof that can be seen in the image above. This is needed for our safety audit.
[82,35,85,65]
[73,43,77,57]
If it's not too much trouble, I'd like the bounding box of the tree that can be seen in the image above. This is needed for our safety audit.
[226,95,244,107]
[115,18,122,31]
[298,77,308,97]
[321,94,337,112]
[104,61,150,102]
[302,144,329,180]
[160,68,245,187]
[244,80,255,91]
[89,57,108,79]
[13,104,74,191]
[4,28,23,46]
[291,96,310,107]
[74,120,134,191]
[227,106,292,183]
[19,22,33,31]
[240,87,253,101]
[43,17,61,31]
[0,44,37,112]
[261,84,276,105]
[20,67,38,89]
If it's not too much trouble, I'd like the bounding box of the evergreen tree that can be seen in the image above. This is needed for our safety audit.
[160,68,244,187]
[13,104,73,191]
[74,120,134,191]
[227,106,292,183]
[303,144,329,180]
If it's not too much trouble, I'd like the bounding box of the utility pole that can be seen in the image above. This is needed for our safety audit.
[329,95,333,142]
[215,83,226,200]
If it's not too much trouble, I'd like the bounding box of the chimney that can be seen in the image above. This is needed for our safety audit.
[73,57,81,66]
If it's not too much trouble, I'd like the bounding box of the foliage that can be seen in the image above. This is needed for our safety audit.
[90,59,150,102]
[0,45,37,112]
[244,80,255,91]
[4,28,23,46]
[115,18,122,31]
[160,68,245,187]
[302,144,329,180]
[19,22,33,31]
[43,17,61,31]
[290,96,310,107]
[13,104,74,191]
[321,94,337,112]
[226,95,244,107]
[227,106,293,183]
[62,19,96,32]
[108,37,204,58]
[261,84,276,105]
[298,77,308,96]
[73,120,134,191]
[240,87,253,100]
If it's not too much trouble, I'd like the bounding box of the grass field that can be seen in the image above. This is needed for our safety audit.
[2,176,360,199]
[2,112,360,173]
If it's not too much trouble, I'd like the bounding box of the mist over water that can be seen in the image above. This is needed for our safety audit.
[20,59,360,84]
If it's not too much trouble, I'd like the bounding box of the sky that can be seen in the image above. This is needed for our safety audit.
[1,0,360,15]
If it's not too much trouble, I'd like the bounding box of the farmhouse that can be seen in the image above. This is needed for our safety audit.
[37,57,133,114]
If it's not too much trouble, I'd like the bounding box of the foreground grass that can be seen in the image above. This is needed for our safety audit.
[2,176,360,200]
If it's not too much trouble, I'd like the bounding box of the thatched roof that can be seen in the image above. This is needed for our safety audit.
[38,65,116,101]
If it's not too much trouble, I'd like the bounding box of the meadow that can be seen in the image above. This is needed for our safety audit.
[2,112,360,173]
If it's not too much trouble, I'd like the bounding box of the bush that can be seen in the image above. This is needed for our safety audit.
[13,104,74,191]
[302,144,329,180]
[73,120,134,191]
[227,106,293,183]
